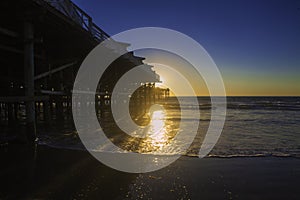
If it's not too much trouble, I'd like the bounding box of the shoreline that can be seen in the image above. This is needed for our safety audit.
[34,143,300,159]
[1,144,299,199]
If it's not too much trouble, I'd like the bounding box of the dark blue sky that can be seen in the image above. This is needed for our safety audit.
[73,0,300,95]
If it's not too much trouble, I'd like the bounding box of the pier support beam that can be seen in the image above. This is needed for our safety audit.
[24,21,36,143]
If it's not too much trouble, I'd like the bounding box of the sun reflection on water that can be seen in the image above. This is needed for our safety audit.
[148,109,167,148]
[132,103,177,154]
[122,103,180,154]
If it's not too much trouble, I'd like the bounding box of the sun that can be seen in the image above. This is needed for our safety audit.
[156,75,166,87]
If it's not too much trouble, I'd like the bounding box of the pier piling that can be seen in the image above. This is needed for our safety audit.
[24,21,36,143]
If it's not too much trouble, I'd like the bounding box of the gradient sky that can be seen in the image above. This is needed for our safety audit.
[73,0,300,96]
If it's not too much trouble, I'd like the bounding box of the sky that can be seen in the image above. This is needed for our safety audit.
[73,0,300,96]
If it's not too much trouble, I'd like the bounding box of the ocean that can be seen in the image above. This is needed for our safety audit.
[37,96,300,158]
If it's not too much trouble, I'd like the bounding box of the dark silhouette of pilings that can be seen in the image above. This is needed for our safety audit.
[24,20,36,143]
[129,83,170,106]
[0,0,165,144]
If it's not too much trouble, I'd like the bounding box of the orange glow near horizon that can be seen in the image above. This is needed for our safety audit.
[152,63,209,96]
[150,63,300,97]
[152,64,300,96]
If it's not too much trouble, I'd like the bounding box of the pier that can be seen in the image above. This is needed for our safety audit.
[0,0,169,143]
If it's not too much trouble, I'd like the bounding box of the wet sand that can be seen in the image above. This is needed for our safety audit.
[0,145,299,199]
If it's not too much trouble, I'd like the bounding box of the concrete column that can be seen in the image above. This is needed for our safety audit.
[14,103,19,120]
[7,103,14,126]
[24,21,36,143]
[43,101,50,122]
[55,97,64,121]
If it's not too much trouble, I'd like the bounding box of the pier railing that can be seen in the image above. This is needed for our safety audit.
[43,0,110,42]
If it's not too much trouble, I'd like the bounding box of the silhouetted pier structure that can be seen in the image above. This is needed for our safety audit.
[0,0,169,143]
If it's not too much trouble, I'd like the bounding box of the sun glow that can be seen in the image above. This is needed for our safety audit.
[155,75,167,88]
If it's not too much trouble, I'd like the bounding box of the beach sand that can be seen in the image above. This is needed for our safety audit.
[0,145,299,199]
